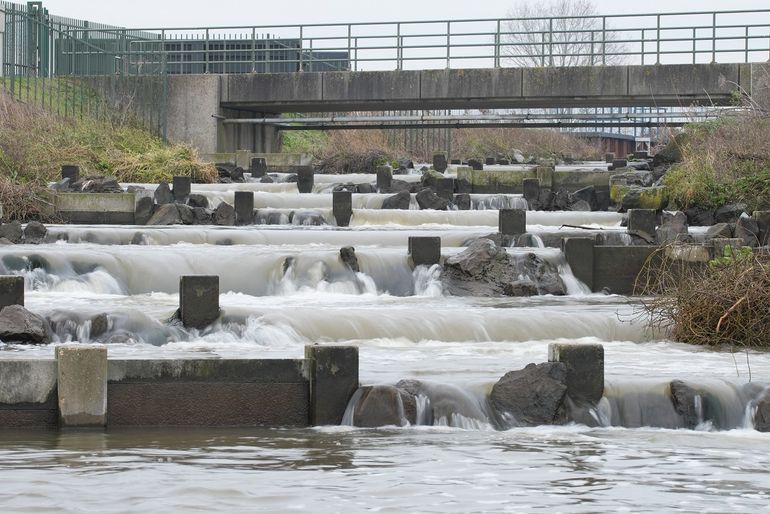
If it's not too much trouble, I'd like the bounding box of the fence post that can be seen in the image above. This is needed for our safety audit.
[656,14,661,64]
[711,12,717,63]
[602,16,606,65]
[299,25,304,71]
[494,19,501,68]
[548,18,554,66]
[446,21,451,68]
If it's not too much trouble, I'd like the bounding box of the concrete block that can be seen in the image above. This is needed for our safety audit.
[0,275,24,309]
[605,153,615,164]
[522,178,540,205]
[612,159,628,170]
[304,345,359,426]
[499,209,526,236]
[468,159,483,171]
[55,193,135,224]
[376,165,393,191]
[454,193,471,210]
[179,275,220,329]
[61,165,80,183]
[536,165,554,189]
[56,345,108,427]
[634,151,649,159]
[408,236,441,267]
[172,176,191,202]
[333,191,353,227]
[548,343,604,404]
[297,166,314,194]
[593,245,656,295]
[436,178,455,201]
[234,191,255,225]
[485,157,496,166]
[563,238,595,291]
[250,157,267,178]
[753,211,770,246]
[628,209,657,237]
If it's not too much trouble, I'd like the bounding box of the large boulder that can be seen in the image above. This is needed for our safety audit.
[655,211,690,244]
[23,221,47,244]
[704,223,733,240]
[489,362,568,428]
[669,380,703,429]
[734,215,760,247]
[146,203,183,225]
[340,246,360,272]
[0,305,50,344]
[134,196,155,225]
[381,191,411,210]
[214,202,235,226]
[754,392,770,432]
[186,194,209,209]
[415,189,449,210]
[684,206,715,226]
[714,203,746,224]
[350,385,417,427]
[440,238,566,297]
[571,186,598,211]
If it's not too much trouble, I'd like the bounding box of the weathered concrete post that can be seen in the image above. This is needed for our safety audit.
[604,152,615,164]
[548,343,604,405]
[332,191,353,227]
[753,211,770,246]
[250,157,267,178]
[499,209,526,236]
[304,345,359,426]
[522,178,540,206]
[179,275,220,329]
[56,345,108,427]
[436,178,455,201]
[61,165,80,183]
[563,238,595,292]
[172,176,191,202]
[234,191,255,225]
[376,165,393,191]
[485,156,496,166]
[408,236,441,267]
[0,275,24,309]
[535,165,554,190]
[297,166,314,194]
[454,193,471,211]
[612,158,628,170]
[627,209,657,238]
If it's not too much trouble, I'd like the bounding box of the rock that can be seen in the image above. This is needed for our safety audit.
[513,151,525,164]
[102,334,136,345]
[260,176,274,183]
[230,167,245,183]
[218,177,232,184]
[192,208,213,225]
[433,153,448,173]
[0,221,23,244]
[569,199,592,212]
[670,380,703,429]
[130,232,146,245]
[146,204,183,225]
[536,188,554,211]
[293,211,325,226]
[186,194,209,209]
[0,305,49,344]
[684,206,715,226]
[553,190,571,210]
[356,183,375,194]
[216,163,236,179]
[134,196,155,225]
[89,313,110,339]
[387,179,412,193]
[655,211,689,244]
[0,238,14,246]
[214,202,235,226]
[176,204,194,225]
[285,174,298,183]
[339,246,359,272]
[571,186,598,211]
[734,215,760,247]
[22,221,47,244]
[415,189,449,210]
[489,362,568,428]
[440,238,566,297]
[154,181,174,205]
[381,191,411,210]
[397,159,414,171]
[714,203,746,224]
[81,176,122,193]
[468,159,483,170]
[620,186,668,211]
[420,169,444,190]
[705,223,733,240]
[126,185,146,193]
[754,392,770,432]
[351,385,417,427]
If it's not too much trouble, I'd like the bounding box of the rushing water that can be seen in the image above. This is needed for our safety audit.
[3,172,770,511]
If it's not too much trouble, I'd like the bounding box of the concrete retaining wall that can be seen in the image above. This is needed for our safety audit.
[457,167,614,194]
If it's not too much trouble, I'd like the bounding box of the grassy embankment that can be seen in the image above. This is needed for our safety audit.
[0,80,216,221]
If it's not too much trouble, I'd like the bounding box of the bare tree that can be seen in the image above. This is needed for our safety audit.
[502,0,625,67]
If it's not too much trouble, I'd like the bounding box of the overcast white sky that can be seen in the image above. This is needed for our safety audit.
[37,0,770,28]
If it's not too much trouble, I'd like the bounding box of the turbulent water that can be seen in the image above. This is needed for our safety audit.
[2,174,770,512]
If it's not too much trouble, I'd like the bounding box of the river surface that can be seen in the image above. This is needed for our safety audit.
[1,172,769,512]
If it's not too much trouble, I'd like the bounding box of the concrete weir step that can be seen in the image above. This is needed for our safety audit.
[0,345,361,429]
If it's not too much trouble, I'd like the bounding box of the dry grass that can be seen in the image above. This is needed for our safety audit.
[636,245,770,348]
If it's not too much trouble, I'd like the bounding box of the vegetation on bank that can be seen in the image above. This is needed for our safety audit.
[282,126,602,171]
[663,114,770,213]
[637,245,770,349]
[0,89,216,221]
